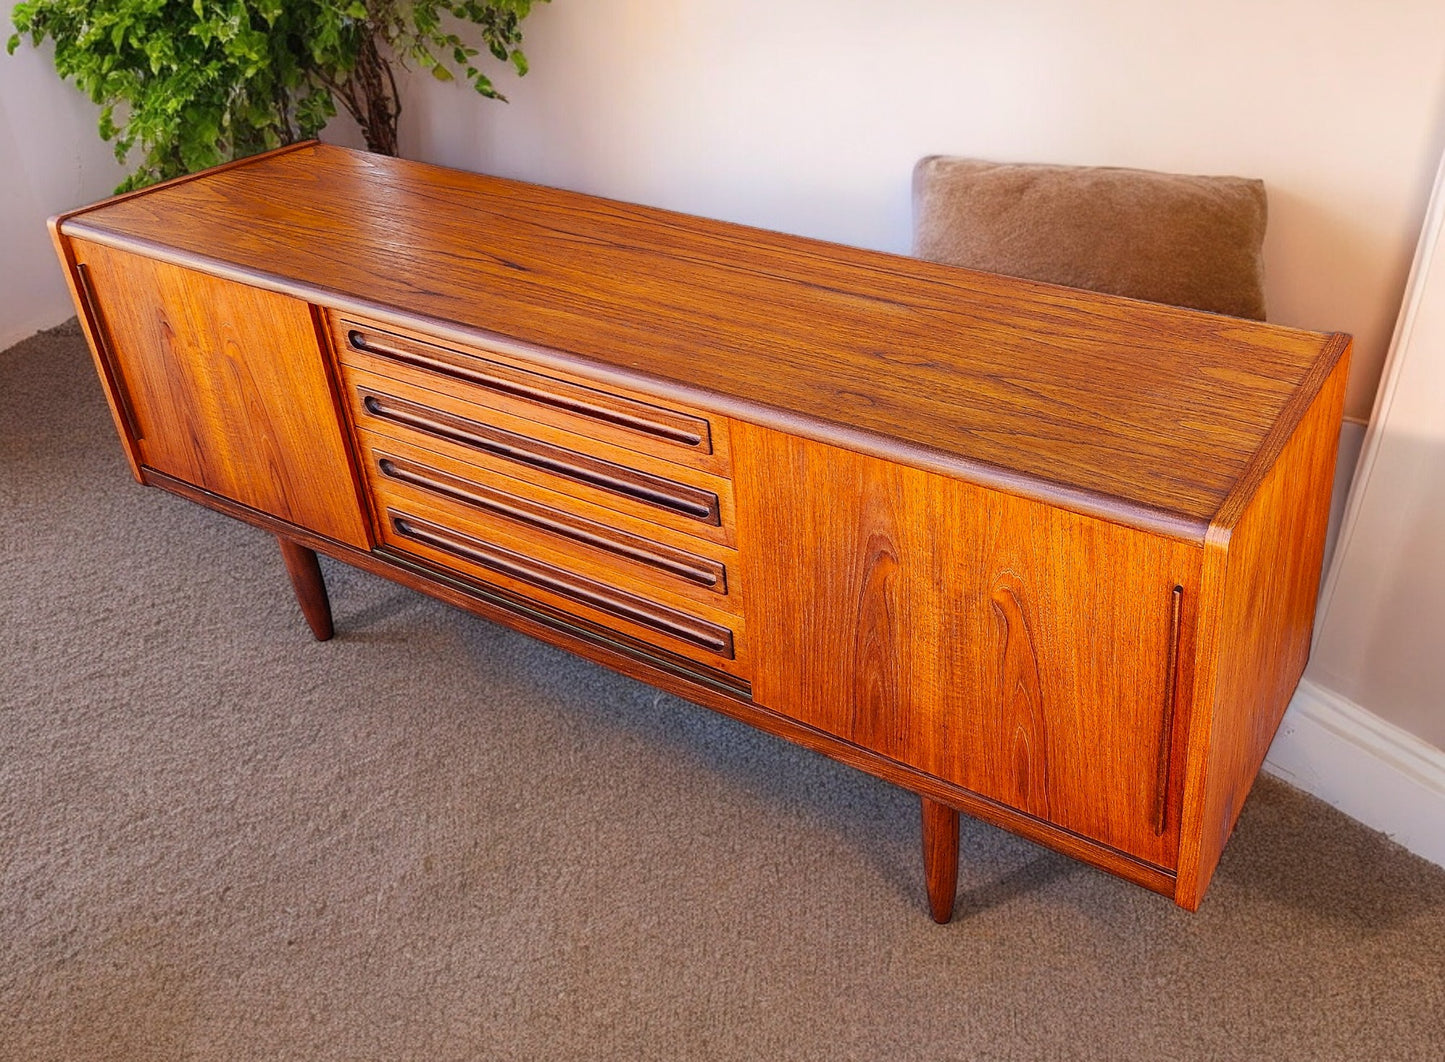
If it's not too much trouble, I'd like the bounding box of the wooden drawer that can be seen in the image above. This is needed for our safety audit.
[376,490,750,681]
[329,312,732,477]
[341,364,737,547]
[356,430,743,617]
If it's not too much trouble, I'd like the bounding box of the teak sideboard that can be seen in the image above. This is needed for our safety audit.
[51,142,1350,921]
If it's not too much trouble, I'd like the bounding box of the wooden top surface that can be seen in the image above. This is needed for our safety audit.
[60,142,1347,540]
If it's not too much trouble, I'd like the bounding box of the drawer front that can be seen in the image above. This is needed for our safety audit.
[357,431,743,616]
[329,312,732,477]
[343,365,737,547]
[377,493,750,681]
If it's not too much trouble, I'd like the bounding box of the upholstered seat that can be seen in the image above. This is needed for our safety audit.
[912,156,1268,320]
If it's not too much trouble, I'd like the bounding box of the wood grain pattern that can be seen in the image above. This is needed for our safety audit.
[733,421,1200,869]
[1174,347,1352,909]
[73,264,143,443]
[343,364,738,546]
[372,450,730,595]
[331,312,726,470]
[147,462,1182,902]
[355,386,723,525]
[377,490,751,681]
[364,452,740,616]
[50,140,316,227]
[47,139,318,485]
[60,143,1346,540]
[278,537,334,641]
[48,227,145,481]
[921,797,960,924]
[50,147,1354,914]
[68,239,370,549]
[350,428,743,579]
[339,358,732,498]
[389,509,735,658]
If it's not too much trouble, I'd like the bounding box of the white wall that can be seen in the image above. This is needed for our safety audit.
[1257,151,1445,868]
[401,0,1445,425]
[0,1,126,349]
[1313,148,1445,751]
[0,1,375,351]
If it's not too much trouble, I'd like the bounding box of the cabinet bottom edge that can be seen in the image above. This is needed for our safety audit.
[138,466,1182,906]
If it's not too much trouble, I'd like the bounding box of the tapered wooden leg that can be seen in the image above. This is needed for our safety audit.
[277,536,334,641]
[921,796,959,924]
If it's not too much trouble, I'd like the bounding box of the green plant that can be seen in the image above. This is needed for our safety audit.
[7,0,545,191]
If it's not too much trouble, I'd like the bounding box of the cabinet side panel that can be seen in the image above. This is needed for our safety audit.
[733,422,1201,868]
[1175,351,1351,908]
[48,225,145,482]
[70,240,370,549]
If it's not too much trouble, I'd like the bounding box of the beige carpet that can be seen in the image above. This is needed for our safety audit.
[2,320,1443,1061]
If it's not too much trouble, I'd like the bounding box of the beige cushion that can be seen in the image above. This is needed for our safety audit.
[912,156,1268,320]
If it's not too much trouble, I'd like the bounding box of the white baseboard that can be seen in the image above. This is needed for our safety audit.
[1264,677,1445,869]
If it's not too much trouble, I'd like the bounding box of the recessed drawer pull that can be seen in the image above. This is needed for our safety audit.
[347,327,709,449]
[1154,585,1185,836]
[360,390,721,524]
[377,455,727,592]
[390,511,735,658]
